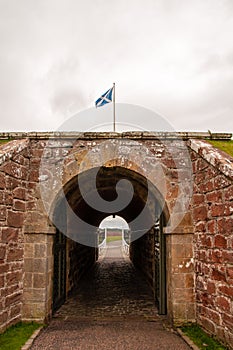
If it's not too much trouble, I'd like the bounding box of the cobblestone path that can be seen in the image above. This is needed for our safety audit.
[31,241,191,349]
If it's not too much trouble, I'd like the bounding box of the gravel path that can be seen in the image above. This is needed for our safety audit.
[31,241,191,349]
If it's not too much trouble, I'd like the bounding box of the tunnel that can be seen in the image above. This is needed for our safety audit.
[52,166,168,316]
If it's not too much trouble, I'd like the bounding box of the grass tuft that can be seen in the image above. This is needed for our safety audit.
[0,322,42,350]
[0,139,11,145]
[181,324,227,350]
[208,140,233,157]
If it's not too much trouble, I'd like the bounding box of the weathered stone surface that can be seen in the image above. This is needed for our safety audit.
[7,210,24,228]
[0,140,28,333]
[190,142,233,349]
[0,132,232,348]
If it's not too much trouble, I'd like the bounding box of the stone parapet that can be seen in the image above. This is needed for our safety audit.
[0,131,232,140]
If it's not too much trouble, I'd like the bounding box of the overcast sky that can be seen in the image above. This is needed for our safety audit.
[0,0,233,133]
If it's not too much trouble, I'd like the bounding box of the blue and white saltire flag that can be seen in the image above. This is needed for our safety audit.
[95,86,113,108]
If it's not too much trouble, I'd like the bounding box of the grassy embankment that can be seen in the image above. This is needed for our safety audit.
[208,140,233,157]
[106,235,122,243]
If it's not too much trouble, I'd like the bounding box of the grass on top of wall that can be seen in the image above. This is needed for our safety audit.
[0,139,11,145]
[0,322,42,350]
[208,140,233,157]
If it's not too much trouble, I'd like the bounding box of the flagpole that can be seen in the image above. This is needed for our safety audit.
[113,82,116,132]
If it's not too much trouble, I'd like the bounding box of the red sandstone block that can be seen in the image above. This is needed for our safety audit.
[214,235,228,249]
[165,168,178,180]
[0,275,4,288]
[197,263,211,276]
[2,162,27,180]
[208,250,223,263]
[9,304,21,319]
[224,185,233,201]
[12,187,26,200]
[30,157,43,167]
[0,206,6,221]
[6,271,22,286]
[217,217,233,235]
[1,228,19,242]
[195,172,207,185]
[30,148,44,158]
[197,250,207,261]
[29,169,39,182]
[216,296,230,312]
[7,210,24,228]
[2,284,21,297]
[193,206,208,221]
[211,203,232,217]
[205,307,221,325]
[0,191,4,204]
[195,221,206,233]
[0,246,6,260]
[227,267,233,279]
[222,251,233,263]
[0,172,6,189]
[6,247,23,261]
[214,176,232,190]
[200,235,212,248]
[196,158,208,172]
[206,167,219,178]
[207,220,216,234]
[4,192,13,206]
[5,292,22,307]
[164,158,177,168]
[192,161,197,173]
[199,316,216,334]
[199,180,214,193]
[6,177,21,190]
[0,311,8,325]
[28,181,37,189]
[190,151,198,161]
[212,268,226,282]
[200,292,215,307]
[218,285,233,297]
[229,238,233,250]
[0,263,9,274]
[13,154,27,165]
[222,313,233,328]
[192,194,205,206]
[206,191,222,203]
[13,199,26,211]
[207,281,216,294]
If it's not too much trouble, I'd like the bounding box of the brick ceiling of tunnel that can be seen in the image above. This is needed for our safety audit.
[57,166,164,229]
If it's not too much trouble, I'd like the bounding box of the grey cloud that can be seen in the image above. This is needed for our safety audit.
[0,0,232,132]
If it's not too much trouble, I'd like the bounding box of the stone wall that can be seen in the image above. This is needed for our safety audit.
[130,229,155,294]
[68,239,97,293]
[0,133,232,349]
[0,140,29,332]
[189,140,233,348]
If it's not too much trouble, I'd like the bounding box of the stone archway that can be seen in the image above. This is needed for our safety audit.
[22,134,195,326]
[51,165,169,316]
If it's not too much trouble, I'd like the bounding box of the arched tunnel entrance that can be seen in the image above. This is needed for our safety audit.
[52,166,168,317]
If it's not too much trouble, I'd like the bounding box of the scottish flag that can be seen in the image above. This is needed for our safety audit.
[95,87,113,108]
